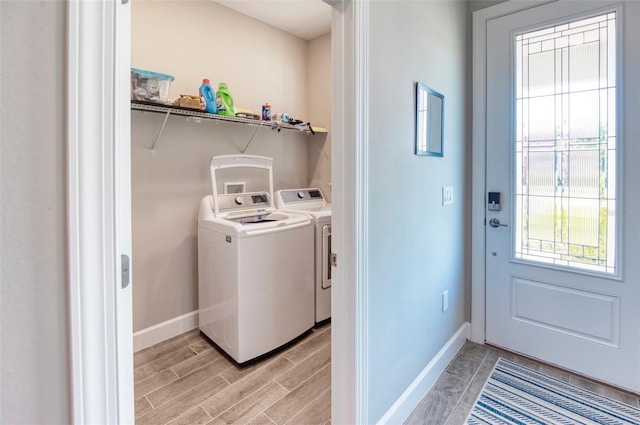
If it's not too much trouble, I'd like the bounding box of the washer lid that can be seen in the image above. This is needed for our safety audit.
[210,155,274,217]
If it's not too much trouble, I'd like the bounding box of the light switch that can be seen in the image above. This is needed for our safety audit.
[442,186,453,206]
[442,290,449,312]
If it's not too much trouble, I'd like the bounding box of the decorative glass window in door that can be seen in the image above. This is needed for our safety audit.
[515,12,616,273]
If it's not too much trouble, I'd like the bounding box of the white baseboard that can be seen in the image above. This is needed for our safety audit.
[377,322,471,425]
[133,310,199,352]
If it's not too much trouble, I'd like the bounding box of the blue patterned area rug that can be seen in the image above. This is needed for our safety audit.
[466,358,640,424]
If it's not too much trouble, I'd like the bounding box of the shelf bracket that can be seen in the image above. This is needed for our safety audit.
[240,120,266,154]
[150,110,171,155]
[306,122,315,135]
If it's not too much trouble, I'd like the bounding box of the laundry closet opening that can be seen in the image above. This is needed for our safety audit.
[130,0,333,422]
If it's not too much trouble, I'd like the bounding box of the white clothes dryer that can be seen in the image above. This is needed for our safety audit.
[198,155,314,364]
[275,188,331,323]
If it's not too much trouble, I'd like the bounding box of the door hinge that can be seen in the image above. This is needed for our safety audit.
[121,254,130,289]
[330,253,337,267]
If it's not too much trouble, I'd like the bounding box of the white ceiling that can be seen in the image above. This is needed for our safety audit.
[214,0,332,41]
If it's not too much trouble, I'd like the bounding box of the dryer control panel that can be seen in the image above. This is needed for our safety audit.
[279,189,324,204]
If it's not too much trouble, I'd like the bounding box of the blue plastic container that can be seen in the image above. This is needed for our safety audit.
[131,68,175,102]
[199,79,217,114]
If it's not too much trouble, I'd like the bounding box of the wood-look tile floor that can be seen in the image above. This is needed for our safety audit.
[405,342,640,425]
[136,326,640,425]
[134,322,331,425]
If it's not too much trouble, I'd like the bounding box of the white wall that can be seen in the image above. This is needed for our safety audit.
[366,1,468,422]
[132,0,308,120]
[0,1,70,423]
[307,33,332,201]
[131,0,331,332]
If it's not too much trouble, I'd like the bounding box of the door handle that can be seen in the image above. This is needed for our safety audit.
[489,218,508,228]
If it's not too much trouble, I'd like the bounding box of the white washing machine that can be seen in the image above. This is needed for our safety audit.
[198,155,314,364]
[275,188,331,323]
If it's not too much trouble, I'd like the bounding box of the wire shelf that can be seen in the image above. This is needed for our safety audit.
[131,100,325,154]
[131,100,325,131]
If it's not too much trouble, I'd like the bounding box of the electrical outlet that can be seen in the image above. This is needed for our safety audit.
[442,186,453,206]
[442,290,449,312]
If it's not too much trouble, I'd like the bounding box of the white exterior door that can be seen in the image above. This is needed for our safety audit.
[485,0,640,393]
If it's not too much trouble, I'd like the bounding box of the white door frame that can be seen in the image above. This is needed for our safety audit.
[67,0,133,423]
[330,0,369,423]
[67,0,368,424]
[470,0,557,344]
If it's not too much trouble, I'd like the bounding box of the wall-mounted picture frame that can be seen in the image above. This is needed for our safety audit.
[415,82,444,157]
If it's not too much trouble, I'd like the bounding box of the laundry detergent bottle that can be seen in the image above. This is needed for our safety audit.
[199,79,217,114]
[215,82,235,117]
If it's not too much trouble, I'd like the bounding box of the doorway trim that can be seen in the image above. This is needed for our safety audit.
[470,0,556,344]
[67,0,133,423]
[330,0,369,423]
[67,0,366,424]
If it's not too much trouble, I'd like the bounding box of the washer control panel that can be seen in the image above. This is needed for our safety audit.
[216,192,270,211]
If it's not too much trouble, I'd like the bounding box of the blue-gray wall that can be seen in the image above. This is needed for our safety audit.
[1,1,70,423]
[367,1,469,421]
